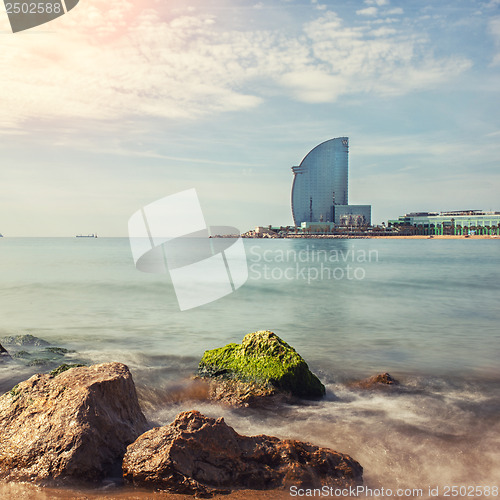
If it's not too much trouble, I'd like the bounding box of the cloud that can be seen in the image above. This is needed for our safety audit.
[370,27,398,37]
[310,0,327,10]
[279,70,347,103]
[356,7,378,16]
[300,12,471,98]
[0,2,473,131]
[0,7,265,129]
[364,0,389,5]
[386,7,404,15]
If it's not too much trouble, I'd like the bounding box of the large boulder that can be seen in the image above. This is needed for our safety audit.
[198,330,325,404]
[123,410,362,497]
[0,362,148,483]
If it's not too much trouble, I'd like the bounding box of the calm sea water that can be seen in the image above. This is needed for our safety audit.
[1,237,499,498]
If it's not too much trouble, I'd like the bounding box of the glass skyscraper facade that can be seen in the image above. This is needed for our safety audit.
[291,137,371,226]
[291,137,349,225]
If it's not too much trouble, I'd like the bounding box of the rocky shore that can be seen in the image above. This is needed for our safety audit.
[0,331,372,497]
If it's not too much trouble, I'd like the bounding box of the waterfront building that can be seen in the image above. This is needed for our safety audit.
[291,137,371,226]
[334,205,372,226]
[388,210,500,235]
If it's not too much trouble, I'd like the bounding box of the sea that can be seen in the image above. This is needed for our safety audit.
[0,237,499,499]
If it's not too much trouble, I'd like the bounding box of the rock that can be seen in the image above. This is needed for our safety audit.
[1,335,82,370]
[0,362,148,483]
[123,410,362,497]
[203,378,287,407]
[354,372,400,389]
[1,334,50,347]
[198,330,325,403]
[44,347,72,355]
[0,343,10,361]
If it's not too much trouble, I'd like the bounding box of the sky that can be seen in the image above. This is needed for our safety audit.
[1,0,500,236]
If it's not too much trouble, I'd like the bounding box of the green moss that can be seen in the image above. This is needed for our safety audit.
[199,330,325,399]
[9,384,20,397]
[49,363,85,377]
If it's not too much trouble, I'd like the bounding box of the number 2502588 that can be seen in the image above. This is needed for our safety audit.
[5,2,62,14]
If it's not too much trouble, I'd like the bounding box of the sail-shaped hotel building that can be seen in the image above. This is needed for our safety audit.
[291,137,371,227]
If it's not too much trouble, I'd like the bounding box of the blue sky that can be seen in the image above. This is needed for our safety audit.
[1,0,499,236]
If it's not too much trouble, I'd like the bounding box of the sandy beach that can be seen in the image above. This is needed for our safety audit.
[274,234,500,240]
[369,234,499,239]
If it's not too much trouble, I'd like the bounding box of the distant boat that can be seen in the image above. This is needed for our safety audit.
[76,234,97,238]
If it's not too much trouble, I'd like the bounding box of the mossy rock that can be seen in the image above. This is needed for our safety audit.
[198,330,325,399]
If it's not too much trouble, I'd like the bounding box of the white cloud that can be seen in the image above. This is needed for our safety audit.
[386,7,404,15]
[0,2,473,130]
[279,70,347,103]
[310,0,327,9]
[356,7,378,16]
[364,0,389,5]
[370,27,398,37]
[0,8,265,129]
[295,12,473,101]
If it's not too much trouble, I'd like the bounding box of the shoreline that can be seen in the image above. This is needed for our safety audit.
[368,234,498,239]
[242,234,499,239]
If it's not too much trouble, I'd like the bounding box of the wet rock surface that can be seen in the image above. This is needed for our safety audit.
[0,343,10,361]
[0,334,84,369]
[203,377,291,407]
[123,410,363,497]
[354,372,400,389]
[1,334,51,347]
[0,362,148,483]
[198,330,325,405]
